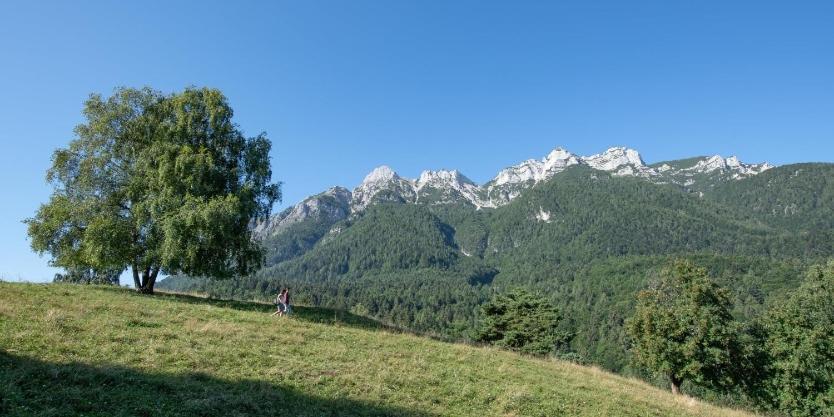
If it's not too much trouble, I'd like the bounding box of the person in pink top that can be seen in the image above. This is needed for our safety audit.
[284,288,293,316]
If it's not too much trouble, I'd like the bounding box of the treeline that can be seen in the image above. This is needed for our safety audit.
[162,269,491,339]
[160,253,810,369]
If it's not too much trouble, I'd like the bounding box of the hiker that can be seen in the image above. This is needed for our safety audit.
[284,287,293,316]
[271,288,288,317]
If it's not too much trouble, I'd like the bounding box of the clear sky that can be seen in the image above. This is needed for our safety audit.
[1,1,832,283]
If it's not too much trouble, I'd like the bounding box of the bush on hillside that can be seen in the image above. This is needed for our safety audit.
[475,289,572,356]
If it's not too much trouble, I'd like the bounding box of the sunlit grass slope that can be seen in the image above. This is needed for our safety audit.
[0,283,755,417]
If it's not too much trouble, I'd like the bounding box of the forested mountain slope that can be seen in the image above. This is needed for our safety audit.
[160,147,834,372]
[708,163,834,232]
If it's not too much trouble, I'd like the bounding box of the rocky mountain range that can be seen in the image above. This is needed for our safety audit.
[254,146,772,238]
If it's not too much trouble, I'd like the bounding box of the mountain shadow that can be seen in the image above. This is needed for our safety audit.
[0,350,438,417]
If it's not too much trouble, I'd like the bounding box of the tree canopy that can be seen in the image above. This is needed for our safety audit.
[764,261,834,416]
[626,260,739,394]
[27,87,280,293]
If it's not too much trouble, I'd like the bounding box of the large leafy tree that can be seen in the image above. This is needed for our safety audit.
[27,87,280,293]
[764,261,834,417]
[475,289,571,356]
[626,260,739,395]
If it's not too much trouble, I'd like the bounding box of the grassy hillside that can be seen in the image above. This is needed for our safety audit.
[0,283,756,417]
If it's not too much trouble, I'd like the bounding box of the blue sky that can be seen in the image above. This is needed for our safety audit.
[1,1,832,282]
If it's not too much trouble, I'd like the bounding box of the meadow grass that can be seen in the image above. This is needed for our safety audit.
[0,283,756,416]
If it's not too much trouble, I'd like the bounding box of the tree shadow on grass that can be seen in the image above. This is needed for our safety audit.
[98,286,395,333]
[0,350,438,417]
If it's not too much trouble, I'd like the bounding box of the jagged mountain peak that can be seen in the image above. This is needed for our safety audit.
[691,155,730,172]
[253,186,352,239]
[417,169,476,189]
[544,147,577,161]
[685,154,773,176]
[353,165,417,211]
[492,145,581,187]
[489,145,651,201]
[583,147,646,171]
[361,165,399,184]
[414,169,489,208]
[320,186,353,201]
[543,147,582,171]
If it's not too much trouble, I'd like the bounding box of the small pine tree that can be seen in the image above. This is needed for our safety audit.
[475,289,571,356]
[626,260,740,395]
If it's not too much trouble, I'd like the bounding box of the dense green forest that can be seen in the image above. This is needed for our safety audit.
[160,163,834,374]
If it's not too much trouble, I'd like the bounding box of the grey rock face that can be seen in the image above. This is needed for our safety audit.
[253,186,352,239]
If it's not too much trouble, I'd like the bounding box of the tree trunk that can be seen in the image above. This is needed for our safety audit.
[670,376,682,395]
[131,265,141,289]
[136,266,159,294]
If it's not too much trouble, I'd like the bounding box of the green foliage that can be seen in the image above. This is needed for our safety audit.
[53,267,121,285]
[26,87,279,293]
[282,203,459,275]
[261,217,333,265]
[710,164,834,232]
[626,260,740,394]
[475,289,572,356]
[160,163,833,376]
[486,166,822,264]
[763,261,834,416]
